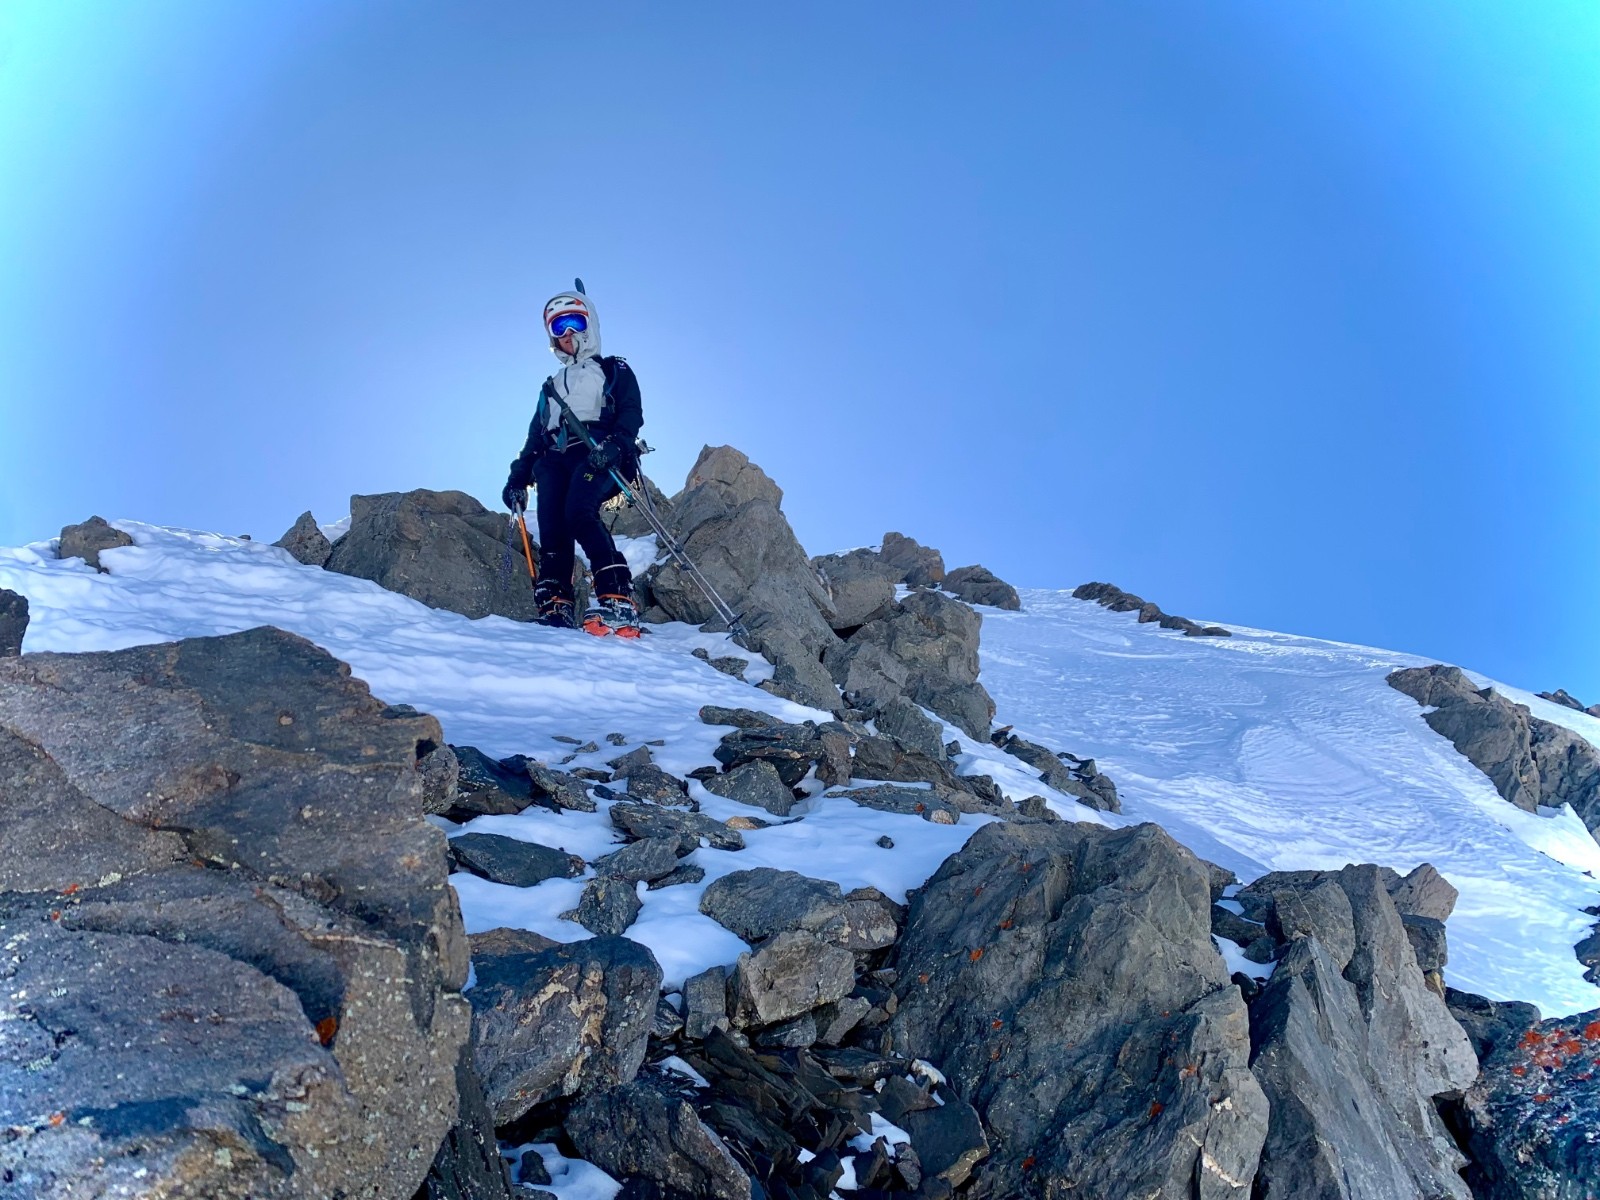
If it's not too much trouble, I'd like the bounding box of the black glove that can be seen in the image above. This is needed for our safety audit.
[501,479,527,512]
[588,438,625,470]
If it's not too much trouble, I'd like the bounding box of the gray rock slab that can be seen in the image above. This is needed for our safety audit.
[702,759,795,816]
[609,803,746,851]
[879,531,945,587]
[729,930,856,1026]
[468,934,661,1125]
[450,832,584,887]
[595,836,683,884]
[699,868,848,944]
[567,876,643,936]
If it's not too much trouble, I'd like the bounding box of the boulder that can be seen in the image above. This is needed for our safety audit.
[1385,862,1459,921]
[699,868,849,944]
[1239,866,1479,1199]
[811,550,899,630]
[1448,1003,1599,1199]
[0,628,470,1200]
[729,930,857,1026]
[702,759,796,816]
[943,564,1021,610]
[467,933,662,1125]
[873,696,946,761]
[609,802,746,851]
[879,531,945,587]
[826,590,995,740]
[449,832,585,887]
[0,587,26,656]
[713,721,825,787]
[1444,988,1543,1062]
[568,876,644,936]
[650,447,841,712]
[57,514,133,571]
[595,836,684,884]
[887,820,1268,1200]
[567,1078,753,1200]
[324,488,539,621]
[419,743,462,815]
[444,744,535,821]
[272,509,333,567]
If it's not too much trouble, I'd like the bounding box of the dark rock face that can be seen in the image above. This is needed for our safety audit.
[568,876,644,935]
[0,587,26,656]
[887,820,1267,1199]
[57,514,134,571]
[879,531,945,588]
[943,565,1021,611]
[1237,866,1479,1199]
[1072,581,1232,637]
[1538,688,1587,712]
[466,931,661,1126]
[650,446,841,712]
[827,590,995,739]
[811,550,899,630]
[449,832,585,887]
[567,1078,753,1200]
[1450,1005,1600,1200]
[0,628,470,1199]
[324,488,539,621]
[1389,665,1600,834]
[272,509,333,567]
[1446,988,1542,1062]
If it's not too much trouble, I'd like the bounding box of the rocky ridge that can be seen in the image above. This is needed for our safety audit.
[10,447,1596,1198]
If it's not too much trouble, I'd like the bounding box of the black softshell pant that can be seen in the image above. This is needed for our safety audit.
[533,445,632,601]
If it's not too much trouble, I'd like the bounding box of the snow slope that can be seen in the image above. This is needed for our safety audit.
[1,522,1596,1016]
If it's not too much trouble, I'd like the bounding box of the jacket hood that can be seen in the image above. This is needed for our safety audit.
[544,291,601,365]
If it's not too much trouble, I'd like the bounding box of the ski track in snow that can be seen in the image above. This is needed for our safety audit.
[982,590,1600,1016]
[1,523,1597,1016]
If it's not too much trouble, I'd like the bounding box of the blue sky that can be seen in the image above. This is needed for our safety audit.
[2,2,1595,698]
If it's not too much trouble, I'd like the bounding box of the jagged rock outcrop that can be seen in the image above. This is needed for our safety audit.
[1448,1003,1600,1199]
[324,488,540,621]
[1389,664,1600,834]
[886,820,1268,1199]
[273,509,334,566]
[991,726,1121,812]
[1235,866,1479,1199]
[649,446,841,711]
[878,531,945,588]
[811,549,899,631]
[0,627,470,1199]
[57,514,134,571]
[1072,580,1231,636]
[943,564,1021,610]
[466,929,662,1126]
[0,587,26,656]
[826,589,995,739]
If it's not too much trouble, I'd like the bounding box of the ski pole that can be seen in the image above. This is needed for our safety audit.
[542,382,748,639]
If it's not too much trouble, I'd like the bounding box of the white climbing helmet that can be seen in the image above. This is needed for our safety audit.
[543,281,600,363]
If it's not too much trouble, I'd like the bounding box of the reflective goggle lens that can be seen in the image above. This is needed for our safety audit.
[548,313,588,337]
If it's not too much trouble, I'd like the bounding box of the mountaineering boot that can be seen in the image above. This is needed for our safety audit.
[582,594,642,639]
[534,581,576,630]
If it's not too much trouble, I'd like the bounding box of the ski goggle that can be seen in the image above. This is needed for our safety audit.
[548,312,588,337]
